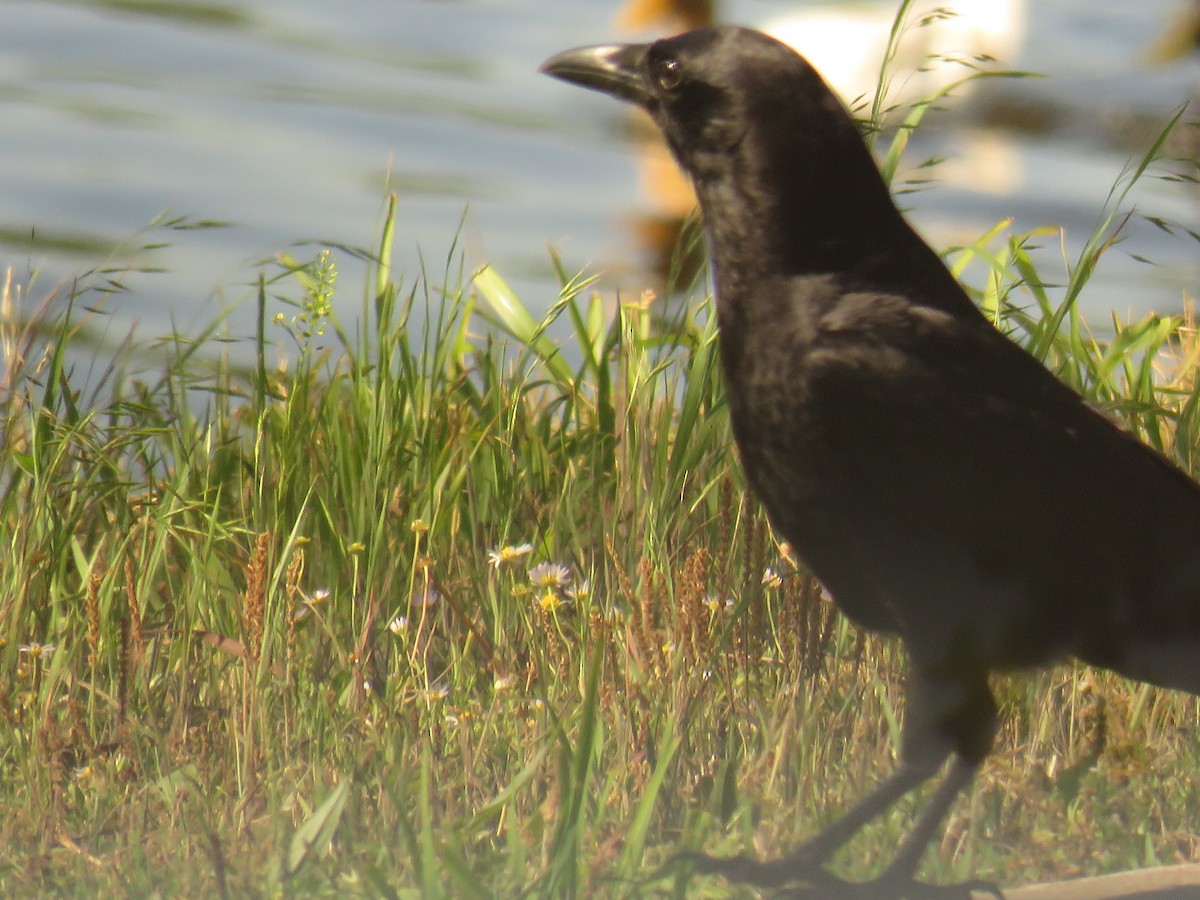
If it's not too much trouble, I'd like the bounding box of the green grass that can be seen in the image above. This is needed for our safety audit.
[4,70,1200,900]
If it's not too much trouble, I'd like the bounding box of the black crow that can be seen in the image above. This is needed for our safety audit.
[541,25,1200,897]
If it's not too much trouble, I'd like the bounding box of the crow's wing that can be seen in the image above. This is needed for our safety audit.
[735,289,1200,676]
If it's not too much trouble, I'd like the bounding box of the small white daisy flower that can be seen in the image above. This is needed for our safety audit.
[18,642,57,659]
[487,542,534,569]
[411,585,441,608]
[528,562,571,590]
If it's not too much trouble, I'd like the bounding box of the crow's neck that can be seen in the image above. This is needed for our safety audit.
[691,133,979,380]
[696,142,922,295]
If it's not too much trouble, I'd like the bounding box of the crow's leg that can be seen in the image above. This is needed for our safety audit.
[686,759,944,888]
[688,668,998,894]
[860,669,999,897]
[879,758,976,881]
[775,760,995,898]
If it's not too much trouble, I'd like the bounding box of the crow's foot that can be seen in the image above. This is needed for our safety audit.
[681,851,1002,899]
[681,849,827,889]
[776,876,1003,899]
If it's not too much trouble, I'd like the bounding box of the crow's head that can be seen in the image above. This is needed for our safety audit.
[542,26,908,280]
[541,26,861,186]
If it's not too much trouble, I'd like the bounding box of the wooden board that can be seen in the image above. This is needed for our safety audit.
[972,864,1200,899]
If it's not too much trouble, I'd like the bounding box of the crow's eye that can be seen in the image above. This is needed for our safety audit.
[654,57,682,92]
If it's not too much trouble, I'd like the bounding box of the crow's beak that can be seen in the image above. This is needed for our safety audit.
[540,43,651,107]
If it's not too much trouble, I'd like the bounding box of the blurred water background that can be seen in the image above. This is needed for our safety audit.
[2,0,1199,358]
